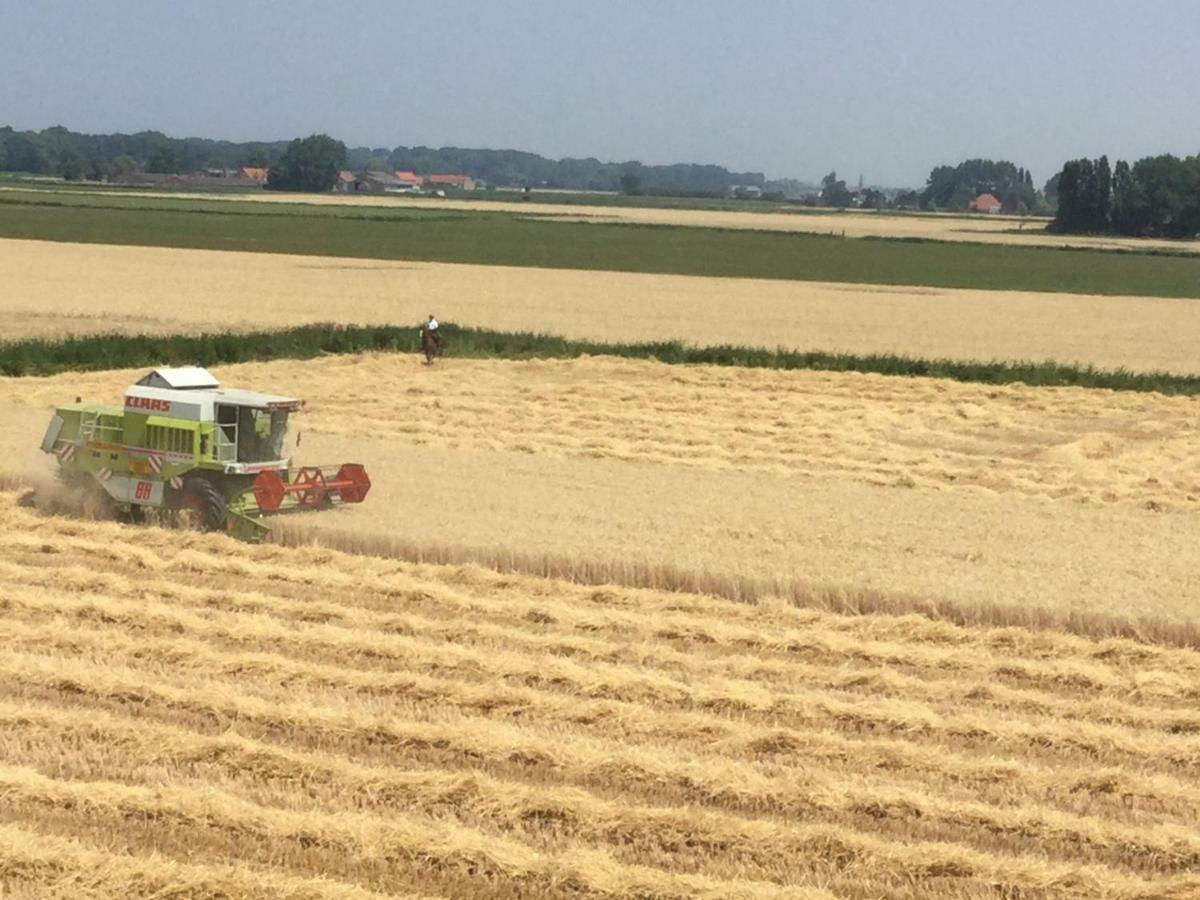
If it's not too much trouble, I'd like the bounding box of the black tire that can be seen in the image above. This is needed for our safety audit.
[180,475,227,532]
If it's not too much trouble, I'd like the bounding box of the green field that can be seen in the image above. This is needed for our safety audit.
[3,189,1200,298]
[3,179,809,211]
[0,176,1012,216]
[5,323,1198,395]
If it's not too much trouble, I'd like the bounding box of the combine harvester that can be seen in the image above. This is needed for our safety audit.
[40,367,370,541]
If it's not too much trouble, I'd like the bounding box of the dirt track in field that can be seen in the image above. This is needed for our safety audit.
[7,238,1200,373]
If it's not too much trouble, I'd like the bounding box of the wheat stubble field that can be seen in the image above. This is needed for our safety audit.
[5,353,1200,636]
[4,492,1200,899]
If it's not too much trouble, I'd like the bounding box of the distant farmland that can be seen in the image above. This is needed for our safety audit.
[4,189,1200,297]
[9,182,1200,255]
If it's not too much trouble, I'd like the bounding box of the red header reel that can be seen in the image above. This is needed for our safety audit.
[252,464,371,513]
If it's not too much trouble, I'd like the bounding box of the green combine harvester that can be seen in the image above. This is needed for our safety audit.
[40,367,370,541]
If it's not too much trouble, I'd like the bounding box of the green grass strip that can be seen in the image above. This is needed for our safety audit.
[3,323,1199,396]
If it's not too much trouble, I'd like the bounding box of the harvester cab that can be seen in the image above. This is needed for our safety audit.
[41,366,370,541]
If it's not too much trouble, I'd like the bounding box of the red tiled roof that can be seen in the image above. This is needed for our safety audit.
[338,170,355,182]
[969,192,1001,211]
[395,171,424,184]
[428,174,471,186]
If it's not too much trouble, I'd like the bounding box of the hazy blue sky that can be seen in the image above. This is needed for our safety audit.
[2,0,1196,186]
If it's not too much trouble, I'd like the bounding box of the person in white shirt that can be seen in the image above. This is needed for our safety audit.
[421,314,443,353]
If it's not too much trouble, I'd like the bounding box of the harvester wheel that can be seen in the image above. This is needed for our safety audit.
[179,476,227,532]
[87,489,117,522]
[55,470,108,517]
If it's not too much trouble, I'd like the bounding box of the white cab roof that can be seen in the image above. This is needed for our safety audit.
[125,371,301,423]
[209,387,300,408]
[137,367,220,390]
[123,385,301,422]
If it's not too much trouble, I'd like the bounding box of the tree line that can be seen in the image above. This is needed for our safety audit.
[919,159,1043,213]
[916,154,1200,238]
[377,146,765,194]
[0,125,284,181]
[1051,154,1200,238]
[0,124,764,195]
[796,162,1044,213]
[4,124,1196,236]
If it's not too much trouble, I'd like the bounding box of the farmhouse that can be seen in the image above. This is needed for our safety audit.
[729,184,763,199]
[969,192,1003,214]
[240,166,268,183]
[427,174,476,191]
[352,170,420,193]
[333,170,356,192]
[395,171,425,187]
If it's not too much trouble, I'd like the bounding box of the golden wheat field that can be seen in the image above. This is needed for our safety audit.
[6,234,1200,896]
[8,353,1200,510]
[15,185,1200,254]
[5,353,1200,638]
[4,490,1200,899]
[7,238,1200,374]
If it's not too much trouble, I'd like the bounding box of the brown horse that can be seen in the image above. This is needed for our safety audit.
[420,327,445,364]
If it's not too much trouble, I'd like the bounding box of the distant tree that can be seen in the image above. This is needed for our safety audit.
[365,157,391,172]
[86,157,110,182]
[820,171,852,208]
[1095,155,1112,227]
[860,188,886,210]
[920,165,956,209]
[1128,154,1200,238]
[110,155,138,177]
[920,158,1037,211]
[146,143,183,174]
[1054,160,1086,230]
[892,189,920,210]
[1042,172,1061,206]
[0,130,7,171]
[59,152,84,181]
[1109,159,1137,234]
[619,168,642,195]
[4,132,48,173]
[1053,157,1112,232]
[247,147,270,168]
[265,134,347,192]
